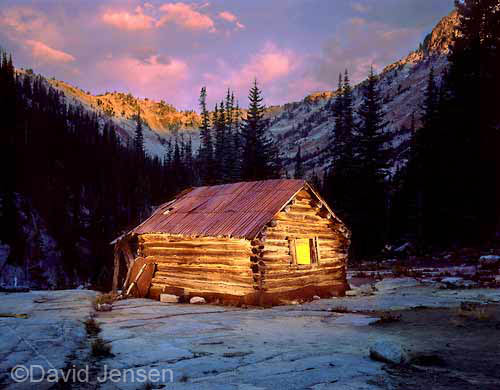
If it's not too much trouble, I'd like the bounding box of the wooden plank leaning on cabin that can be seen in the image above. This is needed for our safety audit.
[111,237,137,293]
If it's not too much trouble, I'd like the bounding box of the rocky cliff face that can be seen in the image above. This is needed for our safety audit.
[267,10,459,177]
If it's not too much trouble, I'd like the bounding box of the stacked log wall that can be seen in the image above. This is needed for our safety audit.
[138,234,254,300]
[259,189,349,296]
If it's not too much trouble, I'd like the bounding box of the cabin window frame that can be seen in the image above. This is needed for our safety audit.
[288,236,320,268]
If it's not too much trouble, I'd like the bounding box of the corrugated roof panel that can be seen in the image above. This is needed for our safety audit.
[131,179,306,239]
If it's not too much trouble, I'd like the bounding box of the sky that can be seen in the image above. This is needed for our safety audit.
[0,0,454,110]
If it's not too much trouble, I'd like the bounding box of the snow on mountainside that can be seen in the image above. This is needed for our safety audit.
[267,10,459,177]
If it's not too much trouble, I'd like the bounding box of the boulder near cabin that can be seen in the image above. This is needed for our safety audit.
[112,179,351,306]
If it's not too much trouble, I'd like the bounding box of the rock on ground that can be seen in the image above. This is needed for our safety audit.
[97,303,112,311]
[160,293,180,303]
[190,296,206,304]
[369,341,408,364]
[374,277,420,292]
[479,255,500,266]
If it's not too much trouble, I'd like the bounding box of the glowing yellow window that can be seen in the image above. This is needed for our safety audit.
[295,238,311,265]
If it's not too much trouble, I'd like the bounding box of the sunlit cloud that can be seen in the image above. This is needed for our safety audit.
[95,54,189,104]
[101,7,155,31]
[201,42,299,106]
[238,43,296,83]
[0,6,62,46]
[25,40,75,64]
[218,11,245,30]
[1,6,45,33]
[157,2,216,32]
[100,55,188,86]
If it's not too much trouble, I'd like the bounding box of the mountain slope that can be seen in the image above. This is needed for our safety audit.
[44,78,202,157]
[26,10,458,170]
[267,10,459,177]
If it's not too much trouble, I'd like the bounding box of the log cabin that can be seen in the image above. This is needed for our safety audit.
[112,179,351,306]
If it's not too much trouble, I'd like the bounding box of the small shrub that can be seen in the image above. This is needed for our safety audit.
[84,317,101,336]
[460,301,479,311]
[457,307,490,321]
[142,382,153,390]
[91,338,112,358]
[392,264,412,277]
[372,312,402,325]
[378,312,401,323]
[330,306,350,313]
[93,293,117,309]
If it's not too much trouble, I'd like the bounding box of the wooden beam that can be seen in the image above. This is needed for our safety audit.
[112,245,120,293]
[121,241,135,266]
[289,238,297,265]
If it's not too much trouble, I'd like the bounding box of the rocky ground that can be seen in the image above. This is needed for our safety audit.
[1,276,499,390]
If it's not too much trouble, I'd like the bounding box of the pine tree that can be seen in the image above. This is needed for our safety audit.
[331,73,344,155]
[0,50,201,288]
[421,67,438,129]
[198,87,214,184]
[324,69,361,255]
[447,0,499,240]
[230,100,242,182]
[411,67,441,246]
[356,66,389,180]
[214,101,227,183]
[330,70,355,173]
[241,79,277,180]
[293,145,304,179]
[353,66,390,255]
[342,69,355,154]
[133,108,144,156]
[309,170,322,191]
[223,89,236,183]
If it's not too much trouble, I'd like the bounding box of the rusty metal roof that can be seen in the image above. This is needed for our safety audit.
[130,179,308,239]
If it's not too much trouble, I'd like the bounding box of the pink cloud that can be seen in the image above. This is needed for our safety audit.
[218,11,237,23]
[202,43,298,105]
[25,40,75,63]
[157,2,215,32]
[1,7,44,33]
[348,17,366,27]
[102,8,154,31]
[218,10,245,30]
[0,6,62,46]
[96,55,189,101]
[238,43,296,83]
